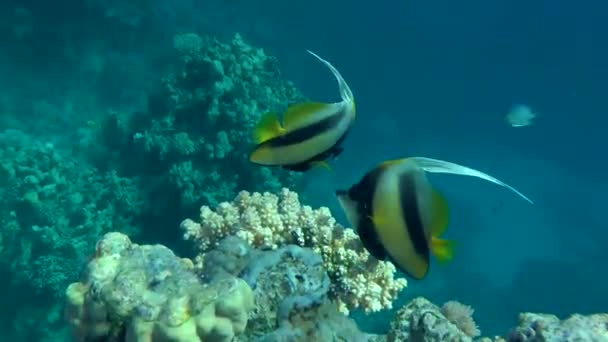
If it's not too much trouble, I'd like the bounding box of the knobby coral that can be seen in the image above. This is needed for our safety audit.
[65,232,254,342]
[388,297,479,342]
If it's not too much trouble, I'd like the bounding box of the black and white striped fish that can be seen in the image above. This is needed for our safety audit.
[336,157,533,279]
[248,50,355,172]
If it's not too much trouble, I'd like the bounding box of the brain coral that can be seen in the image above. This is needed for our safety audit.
[182,188,407,314]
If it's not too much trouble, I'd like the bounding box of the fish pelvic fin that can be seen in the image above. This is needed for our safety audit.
[430,236,455,263]
[409,157,534,204]
[311,160,333,172]
[306,50,355,106]
[252,112,285,144]
[281,162,313,172]
[429,188,450,237]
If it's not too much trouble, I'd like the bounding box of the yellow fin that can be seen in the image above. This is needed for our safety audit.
[282,102,329,130]
[311,160,333,172]
[252,112,284,144]
[429,188,450,237]
[430,237,455,263]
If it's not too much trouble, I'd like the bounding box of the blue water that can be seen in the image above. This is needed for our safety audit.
[297,0,608,334]
[1,0,606,340]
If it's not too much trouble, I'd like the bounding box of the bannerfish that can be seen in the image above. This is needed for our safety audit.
[248,50,355,172]
[335,157,533,279]
[505,104,536,127]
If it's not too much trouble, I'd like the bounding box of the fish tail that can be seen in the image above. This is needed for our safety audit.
[306,50,354,105]
[430,236,455,263]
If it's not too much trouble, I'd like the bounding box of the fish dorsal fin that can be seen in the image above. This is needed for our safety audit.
[409,157,534,205]
[429,188,450,237]
[378,158,407,170]
[307,50,354,104]
[252,112,285,144]
[282,102,330,130]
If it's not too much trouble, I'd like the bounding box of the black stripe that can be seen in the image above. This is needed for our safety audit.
[262,109,345,148]
[398,172,430,261]
[278,132,348,171]
[347,166,387,260]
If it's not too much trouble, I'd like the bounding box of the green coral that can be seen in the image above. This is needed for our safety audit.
[93,32,304,211]
[0,129,143,297]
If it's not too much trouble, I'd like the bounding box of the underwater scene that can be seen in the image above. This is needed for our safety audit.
[1,0,606,341]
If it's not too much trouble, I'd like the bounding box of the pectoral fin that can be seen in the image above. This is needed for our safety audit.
[310,160,333,172]
[429,188,450,237]
[252,112,285,144]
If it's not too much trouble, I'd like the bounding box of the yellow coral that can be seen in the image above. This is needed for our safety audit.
[124,278,254,342]
[181,188,407,314]
[64,233,255,342]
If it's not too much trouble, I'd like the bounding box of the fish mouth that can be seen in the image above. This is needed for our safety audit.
[334,190,360,230]
[335,190,351,211]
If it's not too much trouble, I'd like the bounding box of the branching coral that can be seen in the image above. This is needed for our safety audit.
[181,188,407,314]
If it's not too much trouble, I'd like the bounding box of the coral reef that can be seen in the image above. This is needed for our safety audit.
[387,297,481,342]
[2,32,312,341]
[238,242,330,334]
[3,12,605,340]
[504,312,608,341]
[181,188,408,314]
[64,231,608,342]
[441,300,482,338]
[94,32,303,212]
[65,232,254,342]
[0,129,142,297]
[237,242,378,341]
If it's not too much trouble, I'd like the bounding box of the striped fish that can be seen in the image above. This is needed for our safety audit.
[248,50,355,172]
[335,157,533,279]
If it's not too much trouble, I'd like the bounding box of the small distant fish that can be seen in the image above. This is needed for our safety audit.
[505,104,536,127]
[248,50,355,172]
[335,157,533,279]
